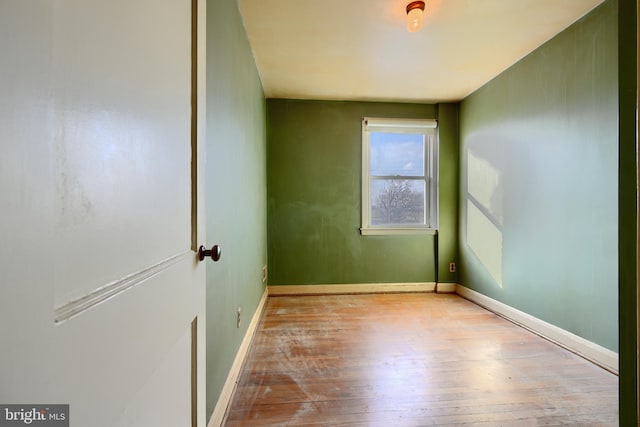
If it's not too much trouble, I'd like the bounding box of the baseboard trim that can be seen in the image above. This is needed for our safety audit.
[268,282,436,296]
[436,283,456,293]
[207,287,269,427]
[455,284,619,374]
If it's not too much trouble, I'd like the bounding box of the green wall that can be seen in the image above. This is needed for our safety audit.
[458,0,618,351]
[205,0,267,417]
[267,100,458,286]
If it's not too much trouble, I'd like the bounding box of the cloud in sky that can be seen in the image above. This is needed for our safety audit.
[370,132,424,177]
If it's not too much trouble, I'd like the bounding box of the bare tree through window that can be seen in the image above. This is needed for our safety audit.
[372,179,425,225]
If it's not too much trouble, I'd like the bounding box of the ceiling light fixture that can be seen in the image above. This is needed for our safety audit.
[406,1,426,33]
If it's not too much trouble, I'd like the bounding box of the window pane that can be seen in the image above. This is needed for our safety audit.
[370,132,425,177]
[371,179,425,225]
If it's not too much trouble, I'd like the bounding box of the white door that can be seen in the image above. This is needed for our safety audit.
[0,1,207,426]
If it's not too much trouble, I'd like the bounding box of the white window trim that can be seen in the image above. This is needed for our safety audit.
[360,117,439,236]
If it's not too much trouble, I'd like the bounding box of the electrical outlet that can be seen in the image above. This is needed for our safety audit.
[236,307,241,328]
[449,262,456,273]
[262,265,267,283]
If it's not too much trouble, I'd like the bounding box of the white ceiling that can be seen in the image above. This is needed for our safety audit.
[237,0,605,103]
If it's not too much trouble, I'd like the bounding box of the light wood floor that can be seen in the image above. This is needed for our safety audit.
[224,293,618,426]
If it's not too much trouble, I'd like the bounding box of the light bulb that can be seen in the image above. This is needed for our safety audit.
[406,1,425,33]
[407,8,423,32]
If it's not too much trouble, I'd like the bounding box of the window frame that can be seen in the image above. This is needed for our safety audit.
[360,117,438,236]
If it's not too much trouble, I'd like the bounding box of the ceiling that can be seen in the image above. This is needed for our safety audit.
[237,0,605,103]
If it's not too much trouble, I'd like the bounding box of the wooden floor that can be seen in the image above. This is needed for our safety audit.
[223,293,618,426]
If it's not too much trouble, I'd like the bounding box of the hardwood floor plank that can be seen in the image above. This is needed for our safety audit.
[223,293,618,426]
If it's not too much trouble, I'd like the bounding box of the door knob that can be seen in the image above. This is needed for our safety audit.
[198,245,221,262]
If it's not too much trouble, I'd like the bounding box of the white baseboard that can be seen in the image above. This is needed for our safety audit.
[455,284,619,374]
[268,282,436,295]
[436,283,456,293]
[207,287,269,427]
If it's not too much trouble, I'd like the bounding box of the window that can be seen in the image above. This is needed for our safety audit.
[361,118,438,235]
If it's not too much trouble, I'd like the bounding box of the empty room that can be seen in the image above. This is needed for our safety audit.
[206,0,634,425]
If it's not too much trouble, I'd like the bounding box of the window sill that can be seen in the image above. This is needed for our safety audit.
[359,227,437,236]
